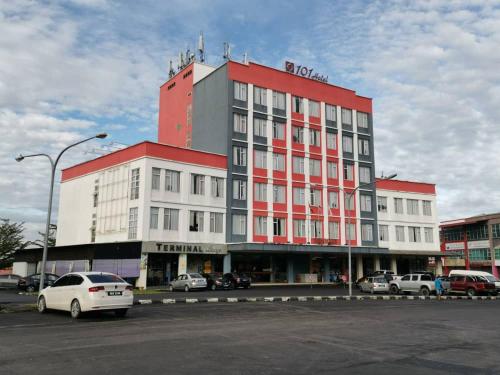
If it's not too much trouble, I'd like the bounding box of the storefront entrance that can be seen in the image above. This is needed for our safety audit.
[147,253,178,287]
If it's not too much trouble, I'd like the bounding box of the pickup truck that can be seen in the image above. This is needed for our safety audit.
[389,273,436,296]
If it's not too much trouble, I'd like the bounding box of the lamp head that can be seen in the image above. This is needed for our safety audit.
[15,154,24,162]
[386,173,398,180]
[95,133,108,139]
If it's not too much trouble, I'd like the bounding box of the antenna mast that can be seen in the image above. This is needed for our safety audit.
[198,32,205,62]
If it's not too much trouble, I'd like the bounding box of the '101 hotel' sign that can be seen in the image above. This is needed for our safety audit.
[285,61,328,83]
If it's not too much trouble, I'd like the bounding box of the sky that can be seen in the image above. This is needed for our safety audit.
[1,0,500,241]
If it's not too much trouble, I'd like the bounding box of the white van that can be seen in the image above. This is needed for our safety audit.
[448,270,500,290]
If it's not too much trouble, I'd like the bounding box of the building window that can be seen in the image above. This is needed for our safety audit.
[424,227,434,243]
[191,174,205,195]
[292,156,305,174]
[273,153,285,171]
[93,183,99,208]
[396,225,405,242]
[341,108,352,125]
[361,224,373,241]
[379,225,389,241]
[233,113,247,134]
[211,177,224,198]
[272,122,285,140]
[359,166,371,184]
[357,112,368,128]
[422,200,432,216]
[151,168,161,190]
[128,207,138,239]
[292,126,304,144]
[469,248,491,261]
[210,212,224,233]
[254,150,267,169]
[165,170,180,192]
[346,223,355,240]
[309,100,320,117]
[343,163,353,181]
[328,191,338,209]
[272,91,286,110]
[90,228,96,243]
[234,81,247,101]
[344,194,355,210]
[310,189,321,206]
[130,168,140,200]
[309,159,321,176]
[309,129,320,147]
[273,217,286,236]
[254,86,267,106]
[254,117,267,137]
[326,133,337,150]
[325,104,336,121]
[342,136,353,153]
[232,214,246,235]
[232,180,247,200]
[394,198,404,214]
[328,221,339,239]
[293,219,306,237]
[408,226,421,242]
[254,183,267,202]
[150,207,159,229]
[164,208,179,231]
[255,216,267,235]
[407,199,419,215]
[310,220,322,238]
[273,185,285,203]
[492,224,500,238]
[293,96,303,113]
[360,195,372,212]
[233,146,247,166]
[327,161,337,179]
[358,139,370,156]
[466,225,488,240]
[377,196,388,212]
[189,211,204,232]
[293,187,305,205]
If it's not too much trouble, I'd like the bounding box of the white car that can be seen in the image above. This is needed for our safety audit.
[37,272,134,319]
[169,273,207,292]
[359,276,390,294]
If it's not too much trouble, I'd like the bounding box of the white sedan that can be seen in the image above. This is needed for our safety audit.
[37,272,134,319]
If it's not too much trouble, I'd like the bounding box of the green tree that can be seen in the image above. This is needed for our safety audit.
[33,225,57,248]
[0,219,27,268]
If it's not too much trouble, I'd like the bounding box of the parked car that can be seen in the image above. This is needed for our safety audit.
[359,276,389,294]
[18,273,59,292]
[449,270,500,291]
[372,270,401,282]
[448,275,497,297]
[0,274,21,288]
[389,273,436,296]
[202,273,231,290]
[169,273,207,292]
[223,273,251,289]
[37,272,134,319]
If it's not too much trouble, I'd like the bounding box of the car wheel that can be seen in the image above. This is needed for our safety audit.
[420,287,430,297]
[184,285,190,292]
[211,284,216,291]
[70,299,82,319]
[26,285,35,293]
[389,285,399,295]
[115,309,128,318]
[38,296,47,314]
[168,285,174,292]
[466,288,476,297]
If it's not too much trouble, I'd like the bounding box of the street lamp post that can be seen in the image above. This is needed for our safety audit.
[345,173,397,297]
[16,133,107,293]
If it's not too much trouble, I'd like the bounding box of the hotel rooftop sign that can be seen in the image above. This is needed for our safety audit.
[285,61,328,83]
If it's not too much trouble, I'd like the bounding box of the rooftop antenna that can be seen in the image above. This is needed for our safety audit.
[168,60,175,78]
[198,32,205,62]
[177,52,183,70]
[185,48,191,64]
[223,42,231,61]
[243,52,248,64]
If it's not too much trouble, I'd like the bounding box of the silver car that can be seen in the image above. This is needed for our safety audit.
[359,276,390,294]
[169,273,207,292]
[0,274,21,288]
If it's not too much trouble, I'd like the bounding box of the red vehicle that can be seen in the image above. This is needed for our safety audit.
[449,275,497,297]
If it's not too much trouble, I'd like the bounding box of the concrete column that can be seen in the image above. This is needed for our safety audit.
[287,257,294,283]
[391,256,398,274]
[373,255,381,271]
[223,253,232,274]
[436,257,443,276]
[356,254,363,279]
[178,253,187,275]
[270,255,275,282]
[136,253,148,289]
[323,257,331,283]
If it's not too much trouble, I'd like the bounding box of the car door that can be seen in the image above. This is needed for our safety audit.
[409,275,419,292]
[174,275,185,290]
[45,275,70,309]
[451,275,466,293]
[399,275,411,291]
[62,275,84,311]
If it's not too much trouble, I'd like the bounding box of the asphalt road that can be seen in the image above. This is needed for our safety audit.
[1,300,500,374]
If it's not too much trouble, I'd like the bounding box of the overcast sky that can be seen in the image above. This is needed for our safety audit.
[1,0,499,240]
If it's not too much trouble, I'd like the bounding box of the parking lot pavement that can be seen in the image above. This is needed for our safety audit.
[1,300,500,375]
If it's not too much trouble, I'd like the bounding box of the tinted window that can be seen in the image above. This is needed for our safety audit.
[466,276,475,282]
[421,274,432,281]
[52,276,70,287]
[47,274,59,281]
[69,275,84,286]
[86,274,125,283]
[402,275,410,281]
[411,275,418,281]
[189,273,203,279]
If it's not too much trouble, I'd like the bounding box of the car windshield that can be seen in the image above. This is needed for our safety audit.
[86,274,125,283]
[484,276,497,282]
[189,273,203,279]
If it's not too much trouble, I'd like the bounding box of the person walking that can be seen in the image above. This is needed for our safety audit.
[435,276,444,300]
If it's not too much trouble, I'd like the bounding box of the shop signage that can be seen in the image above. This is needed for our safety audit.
[467,240,490,249]
[428,256,436,266]
[445,242,465,251]
[143,242,227,255]
[285,61,328,83]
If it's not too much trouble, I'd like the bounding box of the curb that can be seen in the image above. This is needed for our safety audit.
[134,295,497,305]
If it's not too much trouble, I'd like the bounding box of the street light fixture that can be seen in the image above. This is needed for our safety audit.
[345,173,397,297]
[16,133,107,293]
